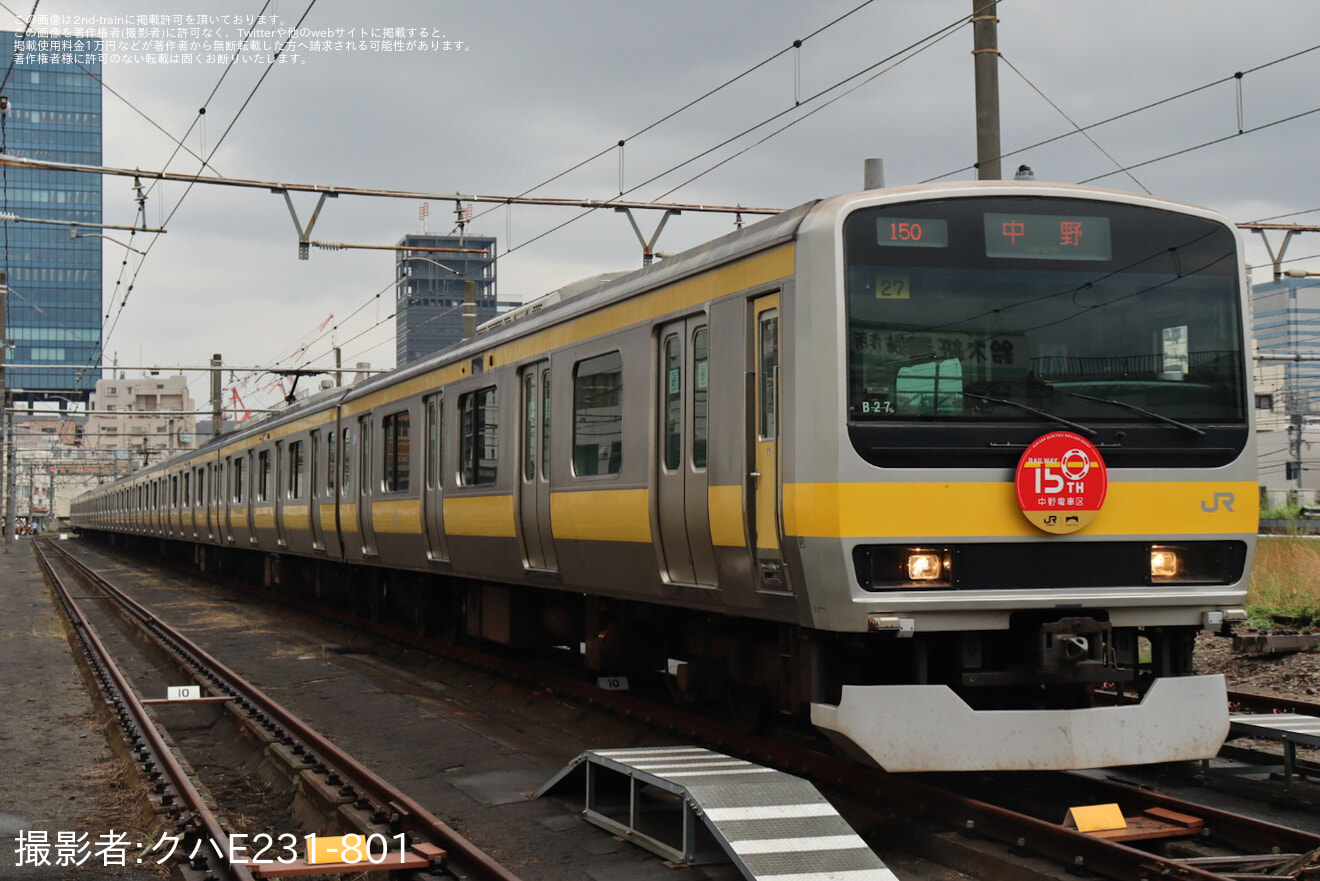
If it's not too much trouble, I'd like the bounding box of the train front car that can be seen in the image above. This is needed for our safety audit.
[791,182,1253,772]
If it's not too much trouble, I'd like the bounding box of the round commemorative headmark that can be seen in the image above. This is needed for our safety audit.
[1013,431,1108,534]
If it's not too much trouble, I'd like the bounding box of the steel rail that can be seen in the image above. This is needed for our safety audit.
[77,539,1318,881]
[41,539,523,881]
[34,541,256,881]
[359,616,1320,881]
[279,604,1259,881]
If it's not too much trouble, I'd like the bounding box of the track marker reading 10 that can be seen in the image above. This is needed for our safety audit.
[166,685,202,701]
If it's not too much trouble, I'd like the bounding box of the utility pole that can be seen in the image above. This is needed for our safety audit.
[972,0,1002,181]
[462,280,477,341]
[210,353,223,436]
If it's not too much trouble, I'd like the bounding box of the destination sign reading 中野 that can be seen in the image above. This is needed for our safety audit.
[984,213,1112,261]
[1014,431,1108,534]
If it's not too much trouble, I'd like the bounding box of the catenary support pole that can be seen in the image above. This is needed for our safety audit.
[973,0,1002,181]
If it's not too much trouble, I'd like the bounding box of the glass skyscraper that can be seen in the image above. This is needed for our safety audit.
[0,30,102,401]
[395,234,500,364]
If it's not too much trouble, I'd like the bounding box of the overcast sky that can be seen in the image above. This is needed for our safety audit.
[8,0,1320,410]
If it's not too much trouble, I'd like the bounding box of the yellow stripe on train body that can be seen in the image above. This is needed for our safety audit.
[370,499,422,534]
[550,489,651,543]
[444,495,517,538]
[707,485,746,547]
[282,505,310,531]
[783,480,1259,539]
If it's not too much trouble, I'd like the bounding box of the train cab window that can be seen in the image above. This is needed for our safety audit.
[459,387,499,486]
[896,358,963,415]
[382,410,411,492]
[257,450,271,502]
[289,440,305,498]
[693,326,709,469]
[573,351,623,477]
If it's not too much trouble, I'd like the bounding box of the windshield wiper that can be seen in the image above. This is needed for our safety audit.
[1070,393,1205,437]
[962,392,1097,437]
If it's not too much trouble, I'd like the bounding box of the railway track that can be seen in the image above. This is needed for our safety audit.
[56,536,1320,881]
[34,537,521,881]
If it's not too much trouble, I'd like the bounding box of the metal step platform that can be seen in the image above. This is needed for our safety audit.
[1225,712,1320,791]
[537,745,896,880]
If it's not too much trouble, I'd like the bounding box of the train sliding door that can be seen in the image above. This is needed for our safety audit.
[655,318,717,586]
[422,393,450,563]
[749,295,787,591]
[357,414,379,558]
[309,430,325,552]
[516,362,557,572]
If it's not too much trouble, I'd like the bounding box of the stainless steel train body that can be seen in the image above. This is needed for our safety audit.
[72,181,1256,771]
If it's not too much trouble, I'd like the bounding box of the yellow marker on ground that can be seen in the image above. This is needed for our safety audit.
[1063,803,1127,833]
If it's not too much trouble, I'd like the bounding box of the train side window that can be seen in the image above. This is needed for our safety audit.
[382,410,411,493]
[196,468,205,507]
[693,326,708,469]
[459,387,498,486]
[171,475,179,507]
[759,314,778,441]
[341,428,352,495]
[573,351,623,477]
[289,440,305,499]
[426,399,439,490]
[664,335,681,471]
[233,457,245,504]
[522,374,536,481]
[541,369,550,480]
[182,472,190,506]
[326,429,336,492]
[257,450,271,502]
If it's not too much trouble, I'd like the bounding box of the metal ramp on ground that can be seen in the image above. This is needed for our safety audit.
[537,745,896,881]
[1225,713,1320,791]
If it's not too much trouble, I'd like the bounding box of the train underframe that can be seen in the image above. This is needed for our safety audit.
[94,532,1211,745]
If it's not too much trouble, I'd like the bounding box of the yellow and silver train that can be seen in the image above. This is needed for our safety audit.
[73,180,1256,772]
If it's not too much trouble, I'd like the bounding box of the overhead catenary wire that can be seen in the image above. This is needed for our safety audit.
[97,0,321,364]
[997,53,1151,194]
[468,0,886,227]
[497,3,996,261]
[923,42,1320,184]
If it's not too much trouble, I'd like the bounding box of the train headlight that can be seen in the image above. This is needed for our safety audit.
[1149,543,1233,584]
[1150,547,1180,579]
[907,552,945,581]
[856,546,956,589]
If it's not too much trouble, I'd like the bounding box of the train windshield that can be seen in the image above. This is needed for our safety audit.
[843,196,1247,466]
